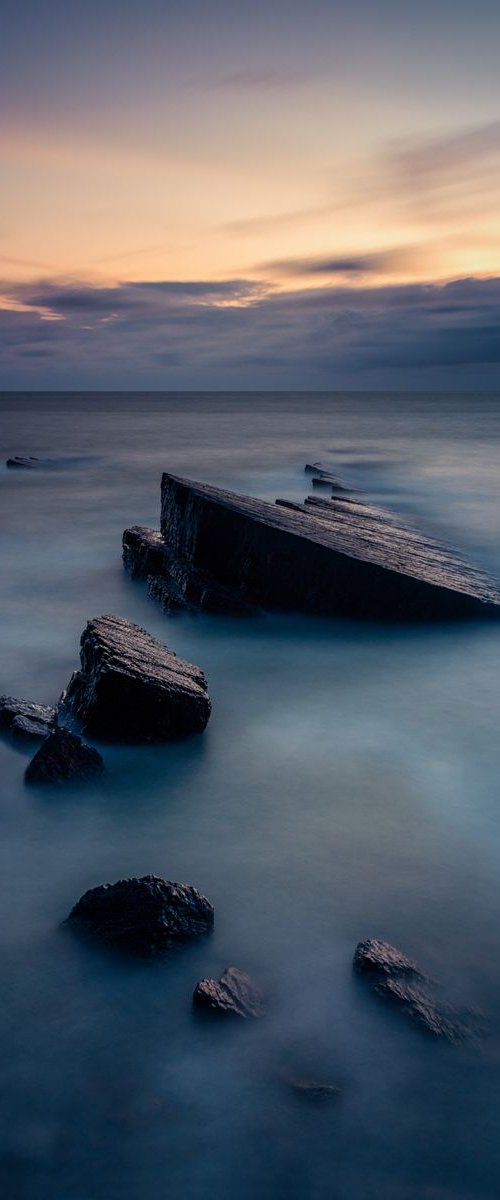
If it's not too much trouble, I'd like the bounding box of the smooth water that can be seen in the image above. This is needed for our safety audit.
[1,391,500,1200]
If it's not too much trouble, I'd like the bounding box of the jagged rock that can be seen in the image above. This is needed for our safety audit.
[25,728,104,785]
[193,967,265,1019]
[123,526,257,617]
[124,474,500,623]
[6,456,46,469]
[353,938,424,980]
[0,695,56,740]
[353,939,470,1043]
[66,874,214,956]
[58,613,211,741]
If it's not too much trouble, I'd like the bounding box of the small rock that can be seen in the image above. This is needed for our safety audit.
[25,728,104,785]
[6,456,46,469]
[194,967,265,1018]
[0,695,56,740]
[66,874,214,956]
[285,1078,340,1102]
[353,938,471,1043]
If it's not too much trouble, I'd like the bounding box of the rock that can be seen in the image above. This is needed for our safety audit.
[353,938,424,981]
[25,728,104,785]
[6,456,46,469]
[123,526,257,617]
[66,874,214,955]
[124,474,500,623]
[353,939,470,1043]
[58,614,211,741]
[285,1077,340,1101]
[193,967,265,1018]
[0,695,56,740]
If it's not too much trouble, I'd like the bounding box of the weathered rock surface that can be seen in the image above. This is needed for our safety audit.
[66,874,214,955]
[25,728,104,785]
[193,967,265,1018]
[58,614,211,741]
[0,695,56,741]
[123,526,257,616]
[353,939,469,1043]
[124,473,500,622]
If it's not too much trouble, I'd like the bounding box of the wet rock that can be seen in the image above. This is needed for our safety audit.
[285,1077,340,1102]
[193,966,265,1018]
[6,456,47,469]
[58,613,211,741]
[0,695,56,741]
[66,874,214,956]
[353,938,424,981]
[123,526,257,617]
[353,939,469,1043]
[25,728,104,785]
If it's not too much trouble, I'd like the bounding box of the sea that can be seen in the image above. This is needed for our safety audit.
[1,390,500,1200]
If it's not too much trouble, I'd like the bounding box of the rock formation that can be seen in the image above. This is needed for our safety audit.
[353,938,470,1043]
[66,874,214,955]
[25,728,104,785]
[193,966,265,1018]
[0,695,56,741]
[58,613,211,741]
[123,473,500,622]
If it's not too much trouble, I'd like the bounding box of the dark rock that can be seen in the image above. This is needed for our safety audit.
[6,456,46,469]
[285,1077,340,1101]
[0,695,56,740]
[124,473,500,623]
[66,874,214,956]
[25,728,104,785]
[58,613,211,741]
[193,967,265,1018]
[353,939,470,1043]
[353,938,424,981]
[123,526,257,617]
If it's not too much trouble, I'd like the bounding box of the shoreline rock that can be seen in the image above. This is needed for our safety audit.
[0,695,56,742]
[66,875,214,956]
[25,728,104,785]
[58,613,211,741]
[193,967,265,1018]
[353,938,470,1043]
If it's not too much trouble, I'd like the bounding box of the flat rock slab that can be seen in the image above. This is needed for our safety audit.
[59,614,211,741]
[353,939,470,1043]
[66,875,214,956]
[0,695,56,741]
[124,473,500,622]
[25,728,104,785]
[194,967,265,1018]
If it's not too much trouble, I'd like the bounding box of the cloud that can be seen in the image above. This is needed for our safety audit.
[1,272,500,389]
[190,67,306,91]
[260,247,421,279]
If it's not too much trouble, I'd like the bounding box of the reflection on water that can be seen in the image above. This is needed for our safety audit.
[1,391,500,1199]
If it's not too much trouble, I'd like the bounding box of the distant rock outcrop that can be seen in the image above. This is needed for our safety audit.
[0,695,56,742]
[66,874,214,956]
[58,613,211,741]
[353,938,471,1043]
[193,967,265,1018]
[6,456,47,469]
[25,728,104,785]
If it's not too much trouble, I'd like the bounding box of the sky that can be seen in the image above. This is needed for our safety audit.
[2,0,500,389]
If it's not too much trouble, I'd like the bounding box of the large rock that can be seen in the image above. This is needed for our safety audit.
[58,614,211,741]
[0,695,56,741]
[193,967,265,1018]
[25,728,104,785]
[353,939,469,1043]
[66,875,214,955]
[123,473,500,622]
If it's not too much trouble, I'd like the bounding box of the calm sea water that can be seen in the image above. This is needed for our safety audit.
[1,391,500,1200]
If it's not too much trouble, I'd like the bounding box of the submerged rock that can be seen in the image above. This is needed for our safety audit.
[58,613,211,741]
[193,967,265,1019]
[285,1077,340,1102]
[353,938,469,1043]
[0,695,56,741]
[25,728,104,785]
[6,456,47,469]
[66,874,214,955]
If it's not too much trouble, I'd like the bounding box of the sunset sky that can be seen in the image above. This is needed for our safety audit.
[2,0,500,388]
